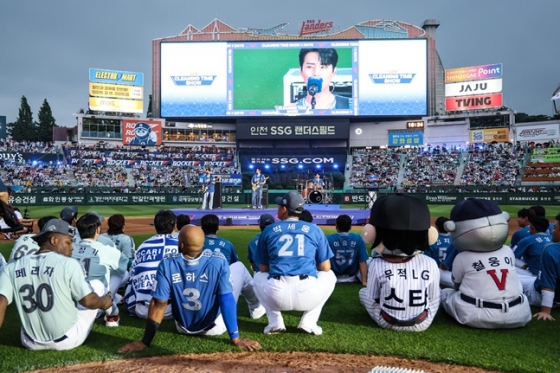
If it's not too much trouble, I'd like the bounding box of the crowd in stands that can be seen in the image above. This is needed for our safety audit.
[401,149,461,187]
[4,140,560,193]
[460,142,524,186]
[0,140,60,154]
[349,148,401,188]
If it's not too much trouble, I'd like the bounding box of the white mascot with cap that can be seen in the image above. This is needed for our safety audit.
[359,193,440,332]
[440,198,531,329]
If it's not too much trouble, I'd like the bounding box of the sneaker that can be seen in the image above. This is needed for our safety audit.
[263,324,286,335]
[3,233,11,240]
[298,324,322,336]
[105,314,120,327]
[249,305,266,320]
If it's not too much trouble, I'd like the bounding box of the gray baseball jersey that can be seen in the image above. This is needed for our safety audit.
[100,232,135,259]
[0,252,93,342]
[71,239,128,288]
[8,234,40,263]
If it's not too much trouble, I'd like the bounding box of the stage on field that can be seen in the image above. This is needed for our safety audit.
[172,205,369,226]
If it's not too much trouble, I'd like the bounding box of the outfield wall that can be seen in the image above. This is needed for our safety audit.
[9,191,560,207]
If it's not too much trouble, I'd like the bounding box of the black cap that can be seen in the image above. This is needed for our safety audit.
[450,198,502,222]
[369,194,430,231]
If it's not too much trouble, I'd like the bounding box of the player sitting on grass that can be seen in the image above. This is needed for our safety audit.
[327,214,368,285]
[0,219,114,350]
[7,216,57,263]
[201,214,265,319]
[118,225,262,353]
[424,216,454,288]
[247,213,275,273]
[72,212,128,327]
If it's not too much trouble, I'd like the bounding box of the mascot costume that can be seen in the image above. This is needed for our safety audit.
[440,198,531,329]
[359,193,440,332]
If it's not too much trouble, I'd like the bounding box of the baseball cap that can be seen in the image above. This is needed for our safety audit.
[259,213,275,228]
[275,191,305,214]
[450,198,502,222]
[60,206,78,222]
[32,219,76,240]
[369,193,430,231]
[529,216,549,233]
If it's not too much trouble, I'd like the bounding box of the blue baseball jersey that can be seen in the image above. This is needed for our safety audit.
[512,232,551,275]
[247,233,261,272]
[312,178,324,187]
[201,174,215,193]
[124,234,178,310]
[251,174,265,189]
[510,227,530,248]
[204,235,239,265]
[257,218,333,278]
[442,242,458,270]
[534,243,560,302]
[152,251,233,333]
[327,232,368,277]
[424,233,452,266]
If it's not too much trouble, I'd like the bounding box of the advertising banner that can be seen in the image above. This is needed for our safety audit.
[469,128,509,143]
[445,93,502,111]
[516,123,559,141]
[89,97,143,113]
[89,83,144,99]
[445,63,503,83]
[89,68,144,86]
[445,78,502,97]
[239,148,347,171]
[388,132,423,147]
[122,120,163,146]
[198,174,242,186]
[236,121,349,140]
[160,39,427,117]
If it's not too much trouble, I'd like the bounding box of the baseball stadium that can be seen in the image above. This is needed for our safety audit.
[1,18,560,373]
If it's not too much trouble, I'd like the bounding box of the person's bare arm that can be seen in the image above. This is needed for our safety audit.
[0,295,8,329]
[359,261,368,286]
[317,259,331,272]
[119,298,168,352]
[78,292,112,310]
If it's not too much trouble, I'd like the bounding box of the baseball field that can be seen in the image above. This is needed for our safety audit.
[1,204,559,373]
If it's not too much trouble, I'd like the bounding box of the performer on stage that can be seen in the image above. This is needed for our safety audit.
[251,169,267,209]
[201,170,215,210]
[312,174,325,190]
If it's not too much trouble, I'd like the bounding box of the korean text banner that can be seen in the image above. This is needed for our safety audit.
[160,39,427,118]
[388,132,423,147]
[469,128,509,143]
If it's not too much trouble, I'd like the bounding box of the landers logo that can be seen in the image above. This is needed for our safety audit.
[299,19,334,36]
[518,128,557,138]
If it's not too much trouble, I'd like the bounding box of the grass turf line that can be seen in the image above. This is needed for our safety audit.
[0,208,559,372]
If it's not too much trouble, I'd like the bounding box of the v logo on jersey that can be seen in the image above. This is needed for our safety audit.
[487,269,508,290]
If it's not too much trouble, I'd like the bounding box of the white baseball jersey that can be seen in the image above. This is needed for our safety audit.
[8,234,40,263]
[452,245,522,299]
[359,253,440,332]
[0,253,6,271]
[441,245,531,329]
[100,232,135,259]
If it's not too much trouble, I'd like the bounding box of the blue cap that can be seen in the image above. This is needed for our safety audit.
[450,198,502,222]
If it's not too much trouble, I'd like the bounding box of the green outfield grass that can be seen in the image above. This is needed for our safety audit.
[1,206,560,372]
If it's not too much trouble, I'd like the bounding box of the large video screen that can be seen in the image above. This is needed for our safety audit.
[160,39,427,118]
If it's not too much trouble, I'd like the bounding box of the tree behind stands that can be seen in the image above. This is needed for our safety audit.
[6,96,57,142]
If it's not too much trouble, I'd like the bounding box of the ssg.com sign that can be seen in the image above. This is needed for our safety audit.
[269,157,335,165]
